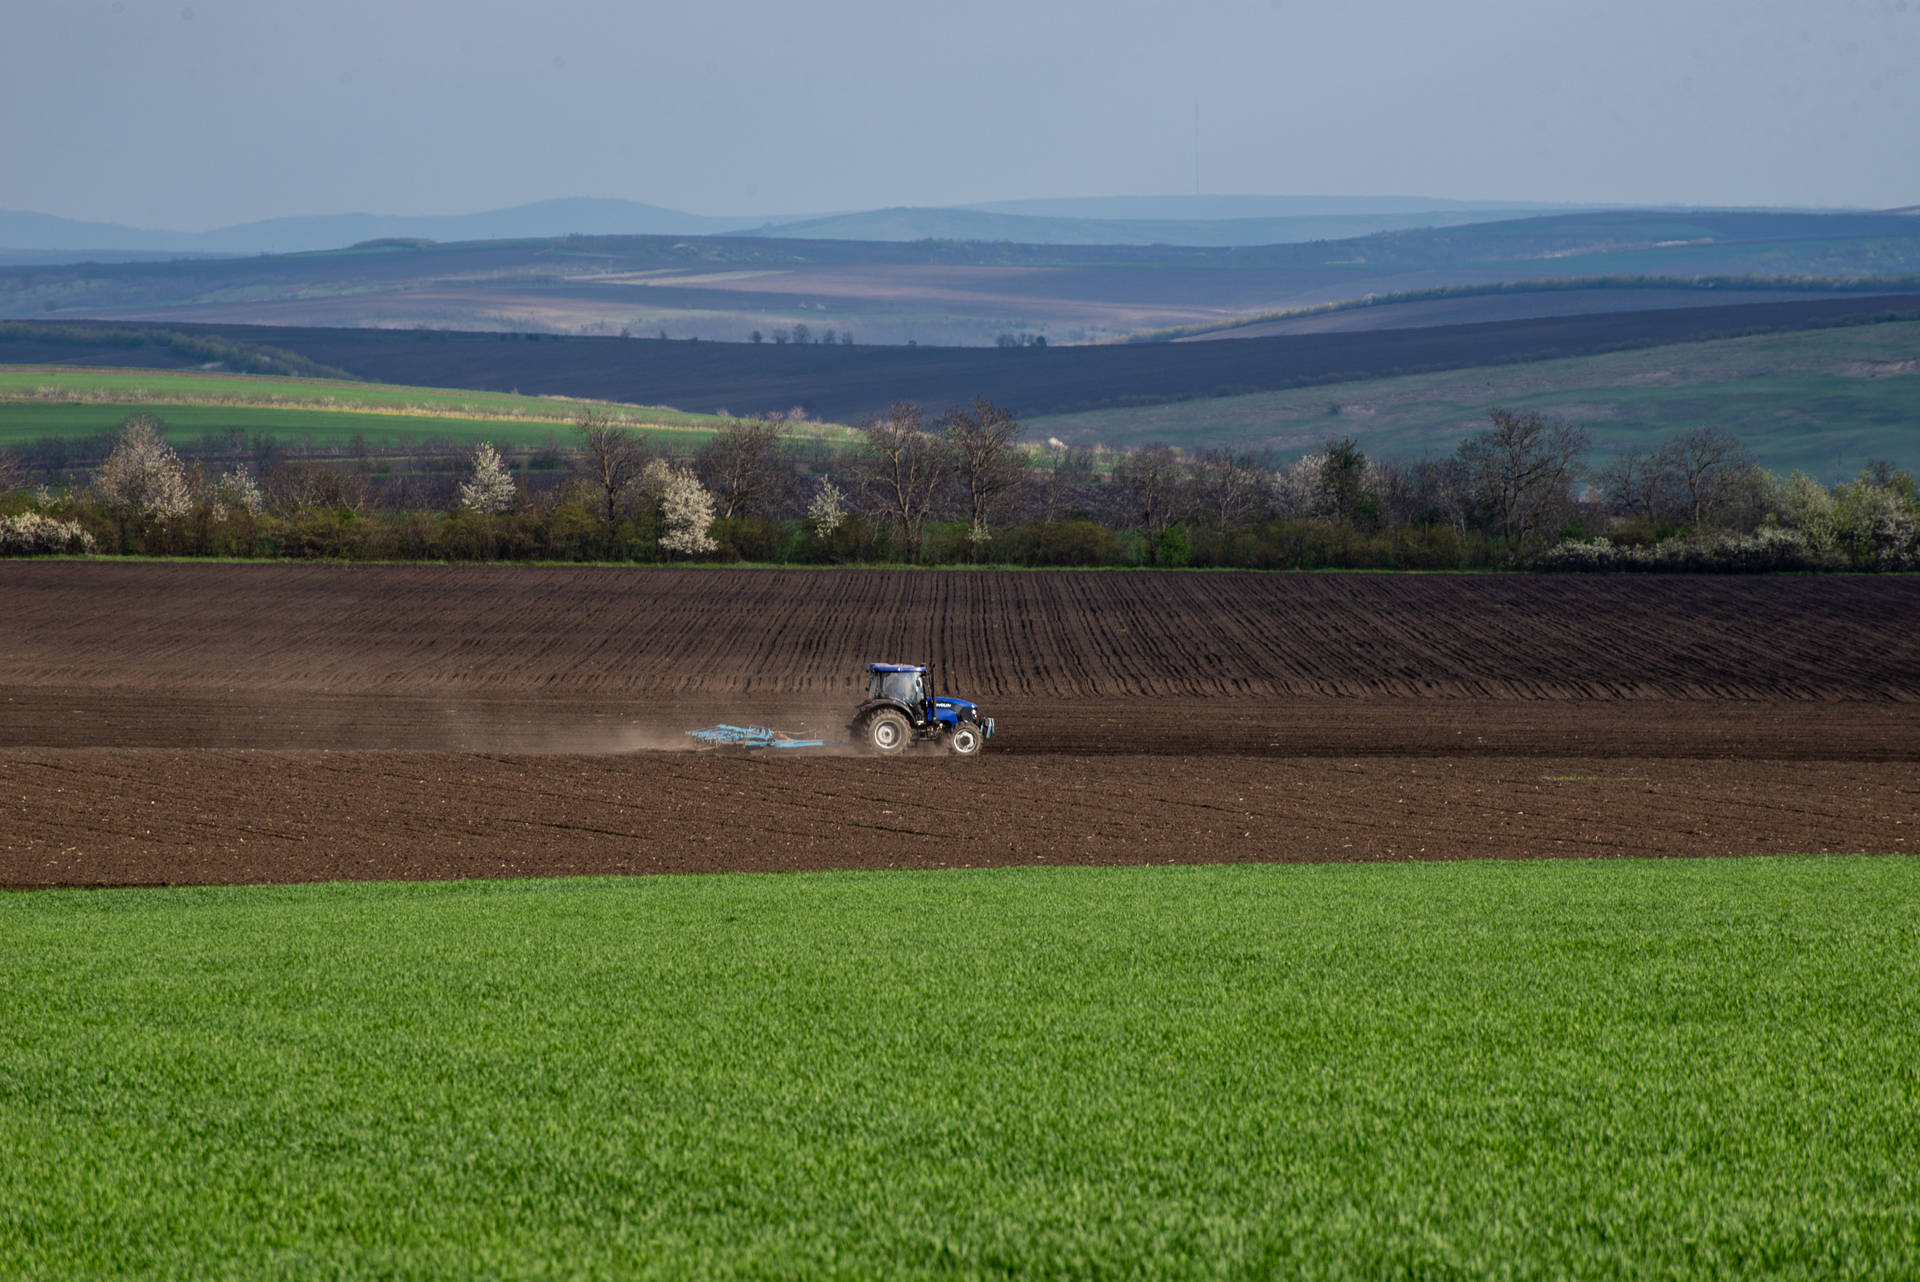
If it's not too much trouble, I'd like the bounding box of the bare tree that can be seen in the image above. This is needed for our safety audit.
[1368,458,1423,530]
[938,398,1027,560]
[1190,447,1268,531]
[0,450,24,498]
[265,461,370,513]
[1659,426,1754,527]
[695,419,790,520]
[853,402,949,561]
[1596,445,1674,524]
[1112,444,1187,563]
[1037,444,1098,523]
[574,411,648,530]
[1456,409,1589,556]
[1414,456,1476,540]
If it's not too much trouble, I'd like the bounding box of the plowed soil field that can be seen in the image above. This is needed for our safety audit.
[4,564,1916,887]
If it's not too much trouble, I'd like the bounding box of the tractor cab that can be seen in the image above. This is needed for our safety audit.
[853,662,994,756]
[866,664,927,709]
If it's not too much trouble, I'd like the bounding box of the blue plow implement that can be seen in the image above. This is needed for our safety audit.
[687,724,838,749]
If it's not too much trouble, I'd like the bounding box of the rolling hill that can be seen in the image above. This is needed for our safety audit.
[5,210,1920,346]
[0,198,781,258]
[5,294,1913,434]
[740,206,1557,247]
[1032,318,1920,479]
[3,193,1586,260]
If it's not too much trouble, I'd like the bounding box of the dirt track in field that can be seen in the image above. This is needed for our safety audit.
[2,564,1916,888]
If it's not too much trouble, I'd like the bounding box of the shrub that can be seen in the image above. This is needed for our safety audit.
[1001,520,1125,567]
[1155,524,1193,569]
[712,516,786,563]
[1533,538,1624,573]
[0,512,96,555]
[1536,529,1837,573]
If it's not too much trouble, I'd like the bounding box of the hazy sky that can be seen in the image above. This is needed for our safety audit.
[6,0,1917,229]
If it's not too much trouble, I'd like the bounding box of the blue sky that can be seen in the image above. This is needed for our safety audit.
[6,0,1917,228]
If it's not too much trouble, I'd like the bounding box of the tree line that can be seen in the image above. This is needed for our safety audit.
[2,403,1915,571]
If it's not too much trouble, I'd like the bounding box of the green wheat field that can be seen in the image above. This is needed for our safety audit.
[2,856,1915,1279]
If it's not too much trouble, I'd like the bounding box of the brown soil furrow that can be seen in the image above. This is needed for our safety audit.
[5,750,1911,889]
[5,565,1916,889]
[10,563,1912,704]
[5,688,1915,759]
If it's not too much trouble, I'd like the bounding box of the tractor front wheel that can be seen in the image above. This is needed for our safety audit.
[863,709,912,755]
[947,721,984,757]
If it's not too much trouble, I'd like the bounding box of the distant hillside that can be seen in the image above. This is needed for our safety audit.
[0,199,781,258]
[8,195,1882,261]
[8,296,1914,429]
[1137,278,1919,342]
[0,195,1558,259]
[8,210,1920,346]
[964,194,1585,219]
[0,248,240,268]
[746,206,1556,247]
[1028,318,1920,480]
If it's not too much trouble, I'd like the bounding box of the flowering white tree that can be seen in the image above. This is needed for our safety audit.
[1270,451,1332,520]
[97,414,193,531]
[458,442,517,514]
[642,458,718,556]
[807,475,847,538]
[209,465,265,519]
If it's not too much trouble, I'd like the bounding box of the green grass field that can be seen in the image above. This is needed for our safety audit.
[0,367,856,451]
[3,857,1915,1278]
[1033,320,1920,479]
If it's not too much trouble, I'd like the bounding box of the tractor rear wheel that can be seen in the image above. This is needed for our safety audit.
[863,709,912,755]
[947,721,984,757]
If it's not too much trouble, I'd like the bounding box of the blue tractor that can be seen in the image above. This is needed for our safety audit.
[852,663,995,756]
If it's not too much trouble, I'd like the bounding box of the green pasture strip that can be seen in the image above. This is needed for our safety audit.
[3,856,1915,1279]
[1032,319,1920,478]
[0,366,712,421]
[0,402,723,451]
[0,367,859,448]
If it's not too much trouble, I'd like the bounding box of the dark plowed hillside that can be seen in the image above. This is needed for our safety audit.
[12,297,1920,421]
[4,564,1915,703]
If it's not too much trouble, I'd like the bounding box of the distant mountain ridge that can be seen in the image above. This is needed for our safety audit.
[0,198,776,258]
[961,194,1584,219]
[9,194,1892,263]
[2,194,1606,260]
[740,206,1576,246]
